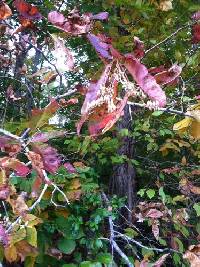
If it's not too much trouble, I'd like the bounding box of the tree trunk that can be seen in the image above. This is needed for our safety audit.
[109,105,136,222]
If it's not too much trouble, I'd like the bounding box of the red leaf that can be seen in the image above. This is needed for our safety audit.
[124,54,166,107]
[154,64,182,85]
[192,24,200,43]
[0,157,30,177]
[0,2,12,20]
[14,0,42,20]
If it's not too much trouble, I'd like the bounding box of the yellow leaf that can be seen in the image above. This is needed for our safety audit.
[159,0,173,11]
[173,117,191,131]
[10,227,26,246]
[4,245,17,262]
[181,156,187,165]
[69,178,81,190]
[190,120,200,140]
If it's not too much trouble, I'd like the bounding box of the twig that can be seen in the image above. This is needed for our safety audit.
[144,23,193,56]
[101,192,134,267]
[124,100,194,118]
[0,128,21,140]
[55,88,77,100]
[29,183,49,211]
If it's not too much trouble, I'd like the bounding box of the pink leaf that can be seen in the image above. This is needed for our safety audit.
[124,54,167,107]
[92,12,109,20]
[0,224,8,246]
[63,163,76,173]
[0,157,30,177]
[31,130,66,143]
[191,11,200,21]
[133,36,145,59]
[32,145,61,174]
[81,64,112,115]
[0,185,10,200]
[87,33,112,60]
[154,64,182,85]
[145,209,164,218]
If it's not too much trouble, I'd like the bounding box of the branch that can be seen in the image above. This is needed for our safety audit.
[125,100,194,118]
[144,23,193,56]
[101,192,134,267]
[29,183,49,211]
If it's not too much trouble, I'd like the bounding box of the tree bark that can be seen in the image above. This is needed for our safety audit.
[109,105,136,222]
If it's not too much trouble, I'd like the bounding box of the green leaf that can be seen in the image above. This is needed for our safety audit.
[193,203,200,216]
[124,228,139,238]
[159,187,166,204]
[26,227,37,247]
[137,189,145,197]
[58,238,76,254]
[146,189,155,199]
[152,111,164,116]
[96,253,112,264]
[173,237,184,253]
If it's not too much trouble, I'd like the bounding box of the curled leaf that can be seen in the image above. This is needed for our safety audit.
[154,64,182,86]
[124,54,166,107]
[133,36,145,59]
[0,157,30,177]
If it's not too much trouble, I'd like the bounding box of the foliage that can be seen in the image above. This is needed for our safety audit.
[0,0,200,266]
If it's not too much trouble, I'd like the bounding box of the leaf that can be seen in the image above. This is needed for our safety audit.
[48,9,108,36]
[14,0,42,20]
[192,11,200,20]
[32,144,61,173]
[192,24,200,44]
[0,3,12,20]
[26,227,37,247]
[15,240,38,262]
[10,194,29,215]
[145,209,163,218]
[4,245,17,262]
[159,1,173,11]
[154,64,182,86]
[124,227,139,238]
[146,189,155,199]
[29,99,60,130]
[183,244,200,267]
[133,36,145,59]
[63,163,77,174]
[30,130,66,143]
[96,253,112,264]
[124,54,166,107]
[0,224,8,246]
[193,203,200,216]
[57,238,76,254]
[40,71,58,84]
[87,34,112,60]
[0,157,30,177]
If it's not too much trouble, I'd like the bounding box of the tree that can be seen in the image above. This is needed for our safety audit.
[0,0,200,266]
